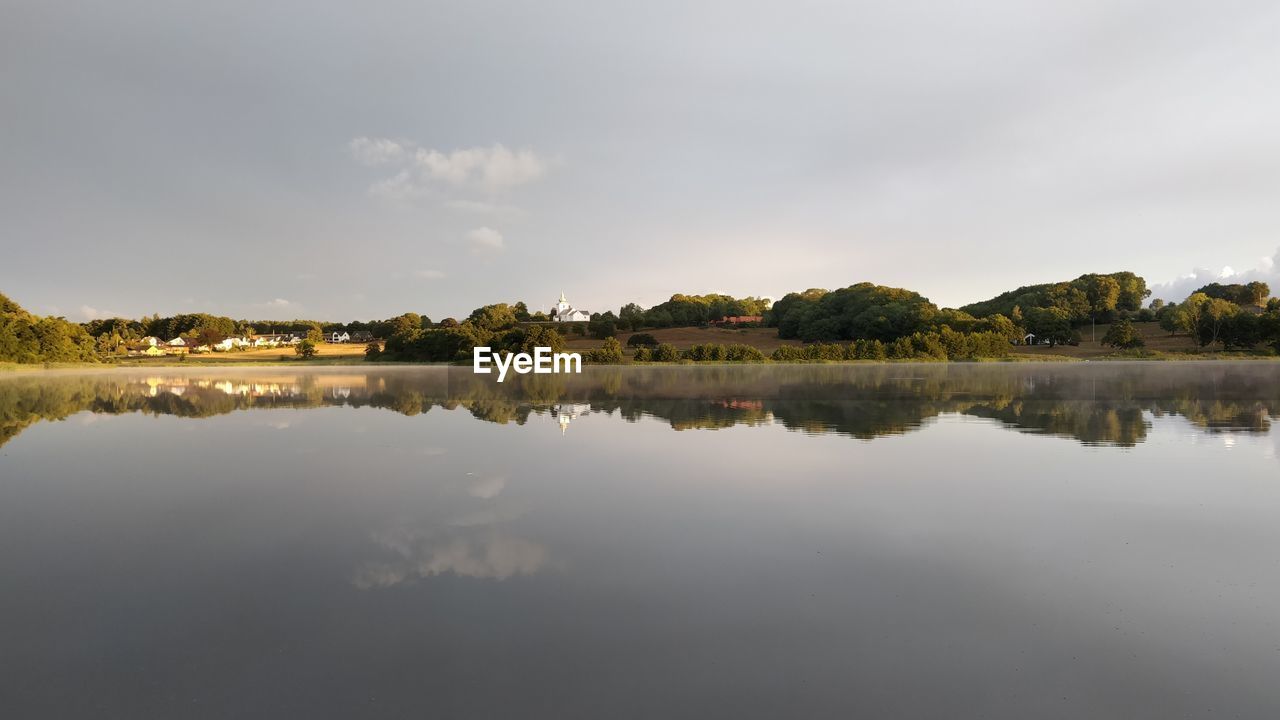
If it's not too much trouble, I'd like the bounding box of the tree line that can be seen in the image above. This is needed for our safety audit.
[9,270,1280,365]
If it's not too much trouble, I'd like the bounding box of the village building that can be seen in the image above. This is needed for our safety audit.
[551,292,591,322]
[330,331,351,343]
[550,403,591,435]
[711,315,764,325]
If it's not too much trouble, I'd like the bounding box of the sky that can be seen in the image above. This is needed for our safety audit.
[3,0,1280,322]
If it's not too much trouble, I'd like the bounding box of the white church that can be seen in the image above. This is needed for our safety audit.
[550,292,591,322]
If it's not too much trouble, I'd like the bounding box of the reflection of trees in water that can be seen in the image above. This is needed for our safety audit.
[2,363,1280,448]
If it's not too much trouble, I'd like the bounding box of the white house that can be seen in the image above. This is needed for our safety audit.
[330,331,351,343]
[550,293,591,322]
[141,336,160,347]
[167,337,186,347]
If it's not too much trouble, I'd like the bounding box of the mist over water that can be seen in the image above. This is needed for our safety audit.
[2,364,1279,718]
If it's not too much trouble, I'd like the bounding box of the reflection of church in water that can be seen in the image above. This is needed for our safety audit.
[550,403,591,435]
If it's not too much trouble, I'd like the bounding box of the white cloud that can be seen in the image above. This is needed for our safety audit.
[467,474,507,499]
[78,305,122,320]
[1151,247,1280,302]
[348,136,408,166]
[414,269,445,280]
[251,298,301,311]
[467,226,505,253]
[353,138,550,200]
[367,169,431,201]
[353,531,548,588]
[444,198,524,216]
[413,144,546,191]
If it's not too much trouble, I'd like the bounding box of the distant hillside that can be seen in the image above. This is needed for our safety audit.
[961,272,1149,320]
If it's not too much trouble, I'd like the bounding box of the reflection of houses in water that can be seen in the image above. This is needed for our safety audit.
[550,403,591,435]
[714,399,765,412]
[330,387,352,399]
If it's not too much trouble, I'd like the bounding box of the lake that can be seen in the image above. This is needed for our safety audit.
[2,363,1279,718]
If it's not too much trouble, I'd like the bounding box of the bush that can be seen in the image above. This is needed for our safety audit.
[851,338,887,360]
[584,336,624,364]
[626,333,659,347]
[724,344,765,362]
[632,346,652,362]
[770,345,807,361]
[364,341,382,360]
[652,343,680,362]
[684,343,727,361]
[1101,319,1145,349]
[295,340,318,359]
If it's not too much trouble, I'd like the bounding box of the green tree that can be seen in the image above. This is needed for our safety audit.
[467,304,518,332]
[1101,319,1144,349]
[619,303,646,330]
[295,340,318,359]
[588,311,618,339]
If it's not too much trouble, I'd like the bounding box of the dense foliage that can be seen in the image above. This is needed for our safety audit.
[1190,282,1269,308]
[961,272,1149,322]
[0,293,97,363]
[616,294,771,330]
[764,283,1018,349]
[375,303,567,362]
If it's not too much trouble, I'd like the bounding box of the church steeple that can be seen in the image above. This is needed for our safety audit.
[559,291,567,303]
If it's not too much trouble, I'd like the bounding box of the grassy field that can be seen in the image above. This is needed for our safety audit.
[112,342,371,367]
[1010,321,1257,360]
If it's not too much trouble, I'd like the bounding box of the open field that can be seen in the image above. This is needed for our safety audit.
[112,342,371,366]
[1010,321,1246,359]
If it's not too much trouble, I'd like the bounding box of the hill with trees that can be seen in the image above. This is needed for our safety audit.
[960,272,1150,321]
[0,292,98,363]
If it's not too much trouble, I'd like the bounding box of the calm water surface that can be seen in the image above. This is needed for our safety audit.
[2,363,1279,718]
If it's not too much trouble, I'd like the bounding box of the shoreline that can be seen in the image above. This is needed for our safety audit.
[6,353,1280,374]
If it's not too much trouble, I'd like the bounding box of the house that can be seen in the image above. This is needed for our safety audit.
[330,331,351,343]
[252,334,294,347]
[350,331,374,343]
[167,337,186,347]
[143,345,166,357]
[1021,333,1037,345]
[214,337,249,351]
[711,315,764,325]
[551,292,591,322]
[141,336,160,347]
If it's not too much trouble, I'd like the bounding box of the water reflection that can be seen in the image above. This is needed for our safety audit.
[3,363,1278,448]
[6,364,1280,718]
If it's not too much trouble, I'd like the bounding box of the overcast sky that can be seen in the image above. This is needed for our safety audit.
[3,0,1280,321]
